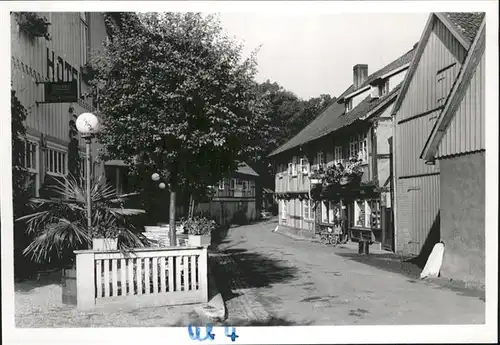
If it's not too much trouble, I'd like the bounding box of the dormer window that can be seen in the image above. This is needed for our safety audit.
[379,80,389,96]
[345,98,353,113]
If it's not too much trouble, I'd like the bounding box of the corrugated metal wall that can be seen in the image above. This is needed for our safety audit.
[394,17,467,255]
[437,53,485,157]
[397,19,467,121]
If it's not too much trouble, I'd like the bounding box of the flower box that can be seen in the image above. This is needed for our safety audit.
[92,238,118,251]
[188,234,211,247]
[310,178,322,185]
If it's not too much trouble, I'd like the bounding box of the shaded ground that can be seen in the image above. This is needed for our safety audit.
[212,220,485,325]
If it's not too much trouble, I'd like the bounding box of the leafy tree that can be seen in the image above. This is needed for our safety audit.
[11,90,29,212]
[90,12,270,244]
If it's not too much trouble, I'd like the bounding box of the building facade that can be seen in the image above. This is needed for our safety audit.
[270,47,415,251]
[11,12,125,196]
[194,162,260,225]
[391,12,485,265]
[417,13,485,285]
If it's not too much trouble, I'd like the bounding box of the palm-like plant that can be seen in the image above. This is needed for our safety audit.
[16,174,150,265]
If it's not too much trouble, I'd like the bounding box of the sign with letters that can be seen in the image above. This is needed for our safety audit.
[44,80,78,103]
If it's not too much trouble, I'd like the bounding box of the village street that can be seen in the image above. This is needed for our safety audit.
[210,219,485,326]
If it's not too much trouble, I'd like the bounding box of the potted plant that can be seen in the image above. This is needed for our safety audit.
[183,217,216,247]
[17,174,149,264]
[91,222,120,251]
[16,12,51,40]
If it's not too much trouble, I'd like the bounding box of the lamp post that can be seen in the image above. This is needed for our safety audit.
[75,112,100,240]
[151,172,176,246]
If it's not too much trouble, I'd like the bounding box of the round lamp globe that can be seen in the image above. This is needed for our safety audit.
[76,113,99,137]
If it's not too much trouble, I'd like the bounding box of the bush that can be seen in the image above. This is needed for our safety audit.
[182,217,216,236]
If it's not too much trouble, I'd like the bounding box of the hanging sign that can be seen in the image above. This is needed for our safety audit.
[43,80,78,103]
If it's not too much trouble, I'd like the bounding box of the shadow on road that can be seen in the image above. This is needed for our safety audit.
[210,246,298,303]
[335,252,485,301]
[335,252,422,280]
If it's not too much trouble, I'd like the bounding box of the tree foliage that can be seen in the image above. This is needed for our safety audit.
[248,80,335,188]
[11,90,29,218]
[91,13,271,192]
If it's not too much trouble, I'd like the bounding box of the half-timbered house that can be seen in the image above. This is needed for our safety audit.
[269,46,416,250]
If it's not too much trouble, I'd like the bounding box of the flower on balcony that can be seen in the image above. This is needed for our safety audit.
[16,12,51,41]
[309,166,325,181]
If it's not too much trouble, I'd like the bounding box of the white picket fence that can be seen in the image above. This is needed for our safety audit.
[73,246,208,310]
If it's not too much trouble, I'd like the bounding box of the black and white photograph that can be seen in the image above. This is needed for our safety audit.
[1,1,498,344]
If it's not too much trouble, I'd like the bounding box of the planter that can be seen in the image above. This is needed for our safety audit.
[188,234,211,247]
[62,265,77,305]
[92,238,118,251]
[310,178,322,185]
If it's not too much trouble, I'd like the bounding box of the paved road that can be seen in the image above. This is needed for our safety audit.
[211,220,485,325]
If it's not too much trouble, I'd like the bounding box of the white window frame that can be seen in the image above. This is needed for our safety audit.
[334,146,343,164]
[287,162,293,176]
[230,178,236,190]
[218,179,225,190]
[349,134,368,162]
[242,180,248,191]
[291,156,298,177]
[303,199,313,221]
[354,199,381,228]
[316,151,324,169]
[45,144,68,177]
[300,158,309,175]
[23,135,40,197]
[345,98,353,112]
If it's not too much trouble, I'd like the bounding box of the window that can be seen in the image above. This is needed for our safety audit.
[281,200,287,220]
[379,80,389,96]
[300,158,309,175]
[334,146,343,164]
[345,98,353,113]
[303,199,312,220]
[22,140,39,196]
[354,199,381,228]
[316,151,324,168]
[45,147,68,176]
[218,179,225,190]
[349,134,367,162]
[291,156,298,177]
[80,12,89,66]
[249,180,255,190]
[242,180,248,190]
[230,178,236,190]
[288,163,293,175]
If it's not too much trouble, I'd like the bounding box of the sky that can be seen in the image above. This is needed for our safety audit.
[219,12,430,100]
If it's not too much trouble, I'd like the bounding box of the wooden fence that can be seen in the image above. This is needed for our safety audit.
[74,246,208,310]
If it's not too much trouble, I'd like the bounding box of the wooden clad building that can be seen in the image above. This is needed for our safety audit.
[420,16,486,285]
[392,12,485,262]
[11,12,125,196]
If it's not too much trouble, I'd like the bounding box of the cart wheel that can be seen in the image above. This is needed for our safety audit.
[331,235,339,246]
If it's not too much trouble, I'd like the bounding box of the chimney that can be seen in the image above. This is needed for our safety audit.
[353,64,368,90]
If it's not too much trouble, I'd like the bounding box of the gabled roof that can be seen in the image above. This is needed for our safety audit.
[392,12,485,116]
[268,47,415,157]
[421,17,485,161]
[236,162,259,177]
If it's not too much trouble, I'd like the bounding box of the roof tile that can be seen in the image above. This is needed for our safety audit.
[442,12,485,44]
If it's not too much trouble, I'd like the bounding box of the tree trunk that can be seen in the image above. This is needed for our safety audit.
[169,187,177,246]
